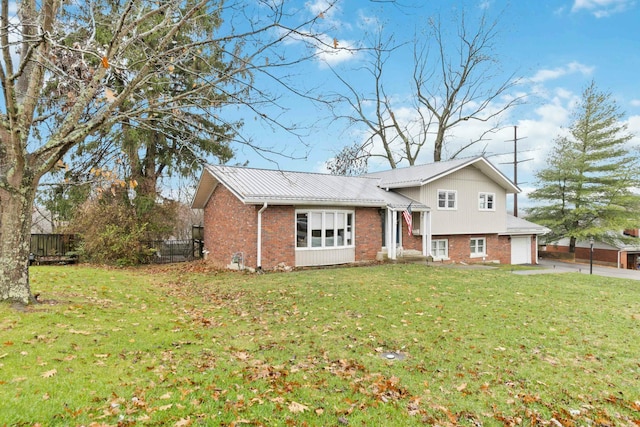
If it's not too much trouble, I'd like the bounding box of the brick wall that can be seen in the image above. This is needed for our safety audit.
[575,247,618,266]
[203,189,385,269]
[543,244,620,267]
[203,185,258,268]
[545,244,571,253]
[433,234,511,264]
[355,208,383,261]
[260,205,295,269]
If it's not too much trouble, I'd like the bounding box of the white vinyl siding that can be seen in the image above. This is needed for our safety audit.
[420,167,508,235]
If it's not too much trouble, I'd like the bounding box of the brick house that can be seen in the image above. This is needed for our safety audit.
[542,229,640,269]
[192,156,548,270]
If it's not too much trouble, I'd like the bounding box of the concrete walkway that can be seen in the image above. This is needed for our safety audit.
[514,258,640,281]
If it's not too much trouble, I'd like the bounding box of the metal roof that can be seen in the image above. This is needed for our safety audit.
[192,164,429,210]
[504,215,550,235]
[365,156,520,193]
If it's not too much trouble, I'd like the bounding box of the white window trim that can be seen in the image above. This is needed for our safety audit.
[470,237,486,258]
[295,209,355,250]
[431,239,449,260]
[478,192,496,211]
[437,189,457,210]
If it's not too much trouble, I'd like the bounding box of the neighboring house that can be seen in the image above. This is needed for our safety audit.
[542,229,640,269]
[192,156,548,271]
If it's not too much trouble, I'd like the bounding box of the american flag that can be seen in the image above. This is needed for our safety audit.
[402,203,412,236]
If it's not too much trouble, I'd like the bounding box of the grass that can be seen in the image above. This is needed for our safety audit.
[1,262,639,426]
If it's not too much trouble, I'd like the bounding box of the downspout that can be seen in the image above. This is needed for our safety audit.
[257,203,268,270]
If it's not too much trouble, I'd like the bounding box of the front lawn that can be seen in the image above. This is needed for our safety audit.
[1,263,639,426]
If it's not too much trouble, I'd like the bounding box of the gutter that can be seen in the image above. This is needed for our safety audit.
[257,202,268,270]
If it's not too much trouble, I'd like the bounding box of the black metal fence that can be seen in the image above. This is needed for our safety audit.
[140,239,203,264]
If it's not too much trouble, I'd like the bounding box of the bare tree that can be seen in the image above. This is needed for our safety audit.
[328,7,523,173]
[327,29,431,172]
[415,9,523,162]
[0,0,338,304]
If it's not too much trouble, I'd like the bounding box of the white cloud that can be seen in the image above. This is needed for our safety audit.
[630,99,640,107]
[529,61,594,83]
[571,0,636,17]
[306,0,339,20]
[625,115,640,144]
[315,36,358,67]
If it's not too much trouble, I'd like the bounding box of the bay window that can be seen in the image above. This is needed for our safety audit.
[296,210,354,249]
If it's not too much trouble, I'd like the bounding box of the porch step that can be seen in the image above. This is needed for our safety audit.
[397,250,432,263]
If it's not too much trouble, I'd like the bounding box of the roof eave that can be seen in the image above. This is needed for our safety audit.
[191,169,218,209]
[243,197,386,207]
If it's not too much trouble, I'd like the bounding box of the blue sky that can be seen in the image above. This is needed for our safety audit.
[225,0,640,209]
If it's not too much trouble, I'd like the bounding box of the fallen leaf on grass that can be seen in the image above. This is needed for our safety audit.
[288,401,309,413]
[69,329,91,335]
[175,417,192,427]
[456,383,467,392]
[158,404,173,411]
[42,369,57,378]
[232,351,250,361]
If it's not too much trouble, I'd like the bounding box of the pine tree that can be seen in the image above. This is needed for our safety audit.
[527,81,640,252]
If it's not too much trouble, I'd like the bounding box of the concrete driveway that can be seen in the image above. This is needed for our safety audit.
[514,258,640,281]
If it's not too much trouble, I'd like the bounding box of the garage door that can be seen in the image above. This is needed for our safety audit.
[511,236,531,264]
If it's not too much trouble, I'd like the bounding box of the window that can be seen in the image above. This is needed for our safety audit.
[408,211,421,235]
[431,239,448,260]
[296,210,354,249]
[478,192,495,211]
[296,213,308,248]
[470,238,486,257]
[437,190,457,210]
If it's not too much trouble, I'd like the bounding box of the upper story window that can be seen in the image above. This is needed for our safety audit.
[478,192,495,211]
[296,210,354,249]
[437,190,457,210]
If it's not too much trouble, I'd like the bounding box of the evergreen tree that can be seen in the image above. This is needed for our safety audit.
[528,81,640,252]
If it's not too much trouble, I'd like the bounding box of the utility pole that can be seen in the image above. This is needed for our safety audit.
[513,126,519,217]
[503,126,531,217]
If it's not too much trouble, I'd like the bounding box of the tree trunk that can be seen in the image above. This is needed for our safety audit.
[569,236,576,254]
[434,126,446,162]
[0,185,36,304]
